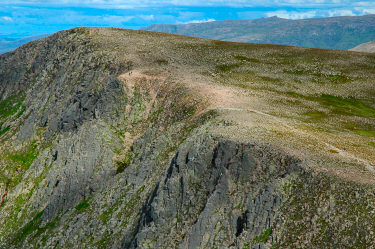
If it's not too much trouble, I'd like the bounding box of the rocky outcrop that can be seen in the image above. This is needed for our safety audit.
[0,29,131,247]
[123,137,301,249]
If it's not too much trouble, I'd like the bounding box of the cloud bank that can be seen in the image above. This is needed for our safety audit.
[2,0,375,8]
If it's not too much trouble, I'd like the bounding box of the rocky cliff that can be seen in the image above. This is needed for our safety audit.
[1,27,375,248]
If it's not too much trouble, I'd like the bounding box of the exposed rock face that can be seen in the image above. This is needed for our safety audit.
[124,137,300,249]
[36,122,119,222]
[1,27,375,249]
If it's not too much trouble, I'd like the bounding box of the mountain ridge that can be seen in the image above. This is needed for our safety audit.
[0,34,50,54]
[142,14,375,50]
[0,27,375,248]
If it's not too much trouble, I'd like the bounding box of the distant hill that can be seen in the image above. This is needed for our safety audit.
[0,34,50,54]
[350,40,375,53]
[142,14,375,50]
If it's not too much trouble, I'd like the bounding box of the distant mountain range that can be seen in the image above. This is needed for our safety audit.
[0,34,50,54]
[142,14,375,50]
[350,40,375,53]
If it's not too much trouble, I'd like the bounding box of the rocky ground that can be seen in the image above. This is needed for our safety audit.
[0,27,375,248]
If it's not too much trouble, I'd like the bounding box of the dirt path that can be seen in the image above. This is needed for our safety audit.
[180,71,375,174]
[119,68,375,175]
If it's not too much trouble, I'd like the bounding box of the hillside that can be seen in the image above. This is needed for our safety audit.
[1,27,375,248]
[350,40,375,53]
[142,14,375,50]
[0,34,50,54]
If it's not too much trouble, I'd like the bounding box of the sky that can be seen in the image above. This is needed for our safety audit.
[0,0,375,37]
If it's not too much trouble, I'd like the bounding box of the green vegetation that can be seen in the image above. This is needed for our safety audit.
[8,141,39,170]
[303,111,327,120]
[253,228,272,243]
[129,88,146,125]
[290,93,375,118]
[0,94,25,121]
[354,129,375,137]
[16,104,27,119]
[0,157,54,244]
[75,198,90,211]
[191,181,202,193]
[0,94,26,138]
[278,173,375,248]
[11,209,61,246]
[235,202,244,210]
[317,95,375,117]
[0,125,10,136]
[116,151,132,174]
[13,210,45,243]
[216,63,241,73]
[242,242,250,249]
[116,161,128,174]
[155,59,168,65]
[0,140,42,190]
[328,74,351,84]
[260,76,281,84]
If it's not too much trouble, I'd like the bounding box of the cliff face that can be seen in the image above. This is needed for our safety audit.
[1,28,375,248]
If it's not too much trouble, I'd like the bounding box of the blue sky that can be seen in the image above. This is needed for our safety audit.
[1,0,375,37]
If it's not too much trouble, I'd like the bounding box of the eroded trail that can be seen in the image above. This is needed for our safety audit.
[177,69,375,176]
[118,66,375,180]
[181,70,375,173]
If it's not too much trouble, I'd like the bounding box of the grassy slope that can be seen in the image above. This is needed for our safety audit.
[84,27,375,183]
[1,27,374,194]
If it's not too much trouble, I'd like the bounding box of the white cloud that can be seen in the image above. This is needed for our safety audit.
[139,14,154,21]
[328,9,355,16]
[266,8,362,20]
[184,18,216,24]
[353,1,375,7]
[101,15,134,23]
[2,16,13,21]
[354,6,375,14]
[1,0,372,8]
[266,10,317,19]
[361,8,375,14]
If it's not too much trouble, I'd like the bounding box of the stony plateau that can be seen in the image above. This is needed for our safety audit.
[0,27,375,248]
